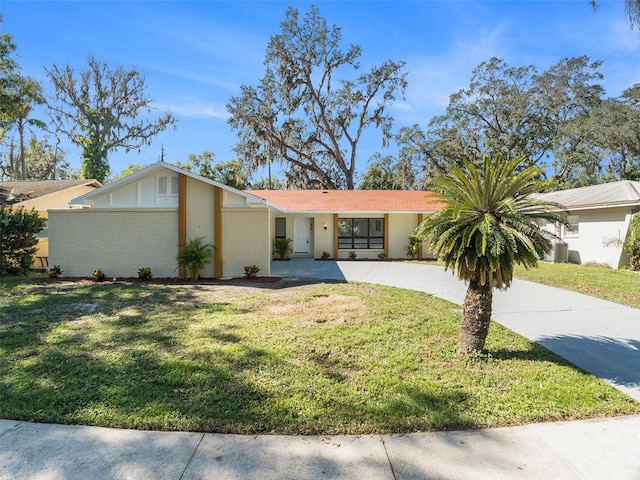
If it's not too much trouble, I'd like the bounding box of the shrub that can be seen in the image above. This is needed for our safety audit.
[0,206,46,276]
[377,251,388,260]
[177,237,214,281]
[405,233,423,259]
[138,267,153,281]
[244,264,260,279]
[320,251,331,260]
[348,251,357,260]
[48,265,62,279]
[273,238,293,260]
[92,269,106,282]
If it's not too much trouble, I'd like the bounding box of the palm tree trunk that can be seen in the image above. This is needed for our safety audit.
[458,279,493,354]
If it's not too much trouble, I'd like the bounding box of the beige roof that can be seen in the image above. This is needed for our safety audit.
[248,189,445,213]
[536,180,640,211]
[0,180,102,205]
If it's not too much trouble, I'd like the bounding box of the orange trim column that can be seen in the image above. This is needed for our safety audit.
[178,174,187,279]
[417,213,424,260]
[214,187,223,278]
[333,214,339,260]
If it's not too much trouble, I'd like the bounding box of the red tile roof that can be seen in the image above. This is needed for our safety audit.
[248,190,445,213]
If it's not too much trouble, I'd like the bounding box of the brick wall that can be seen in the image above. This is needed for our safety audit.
[49,209,179,278]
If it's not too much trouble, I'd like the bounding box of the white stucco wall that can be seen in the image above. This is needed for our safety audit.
[388,214,422,259]
[560,207,633,268]
[49,209,179,277]
[222,208,271,277]
[185,177,215,277]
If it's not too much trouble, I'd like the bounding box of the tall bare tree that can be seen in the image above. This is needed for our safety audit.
[46,56,176,183]
[227,5,407,189]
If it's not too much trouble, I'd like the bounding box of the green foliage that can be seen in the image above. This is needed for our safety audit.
[358,153,419,190]
[405,233,423,259]
[176,237,213,281]
[244,264,260,279]
[227,5,407,189]
[272,238,293,260]
[377,250,388,260]
[320,251,331,260]
[137,267,153,281]
[625,214,640,271]
[110,163,147,182]
[0,21,46,181]
[418,155,568,289]
[175,152,249,190]
[348,251,357,260]
[0,206,46,275]
[92,269,106,282]
[23,135,74,180]
[397,56,618,187]
[79,128,109,182]
[48,265,62,279]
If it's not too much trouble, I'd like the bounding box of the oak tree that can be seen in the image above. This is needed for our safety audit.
[227,6,407,189]
[46,56,176,183]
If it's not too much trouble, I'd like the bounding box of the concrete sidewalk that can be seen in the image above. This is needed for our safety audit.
[2,415,640,479]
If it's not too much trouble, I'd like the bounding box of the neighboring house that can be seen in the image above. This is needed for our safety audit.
[48,162,444,278]
[536,180,640,269]
[0,179,102,267]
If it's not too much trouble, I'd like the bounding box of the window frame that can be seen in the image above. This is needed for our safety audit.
[338,217,385,250]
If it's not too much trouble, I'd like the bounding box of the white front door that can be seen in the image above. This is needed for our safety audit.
[293,217,311,254]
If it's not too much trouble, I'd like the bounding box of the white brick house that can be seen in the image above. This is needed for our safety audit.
[48,162,444,279]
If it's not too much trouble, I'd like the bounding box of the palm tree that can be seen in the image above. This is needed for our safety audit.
[417,155,567,354]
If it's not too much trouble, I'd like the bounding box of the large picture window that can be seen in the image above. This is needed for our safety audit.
[338,218,384,249]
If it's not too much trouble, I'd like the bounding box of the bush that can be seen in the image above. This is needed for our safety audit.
[320,251,331,260]
[48,265,62,279]
[348,251,357,260]
[92,269,106,282]
[177,237,214,280]
[244,264,260,279]
[273,238,293,260]
[377,251,388,260]
[405,233,423,259]
[138,267,153,281]
[0,206,46,276]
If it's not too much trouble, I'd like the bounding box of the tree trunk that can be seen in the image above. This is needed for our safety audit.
[458,279,493,354]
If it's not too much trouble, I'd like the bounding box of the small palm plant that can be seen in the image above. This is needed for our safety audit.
[417,155,567,354]
[405,233,423,259]
[273,238,293,260]
[176,237,214,281]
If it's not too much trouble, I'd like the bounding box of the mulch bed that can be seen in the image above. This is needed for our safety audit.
[54,276,284,286]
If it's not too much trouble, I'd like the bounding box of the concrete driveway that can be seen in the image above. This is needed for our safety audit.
[272,259,640,401]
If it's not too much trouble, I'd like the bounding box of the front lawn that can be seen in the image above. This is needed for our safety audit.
[514,262,640,309]
[0,279,637,434]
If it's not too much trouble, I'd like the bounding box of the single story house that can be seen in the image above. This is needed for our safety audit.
[48,162,444,278]
[1,179,102,266]
[536,180,640,269]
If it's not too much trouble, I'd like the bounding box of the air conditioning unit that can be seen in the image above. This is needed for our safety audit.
[545,241,568,263]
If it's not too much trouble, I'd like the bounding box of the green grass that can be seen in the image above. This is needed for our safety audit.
[0,278,638,434]
[514,262,640,309]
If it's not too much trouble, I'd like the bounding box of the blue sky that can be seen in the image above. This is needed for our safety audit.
[3,0,640,182]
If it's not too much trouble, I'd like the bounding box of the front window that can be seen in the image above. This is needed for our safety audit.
[275,218,286,239]
[338,218,384,249]
[564,215,579,238]
[157,175,179,204]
